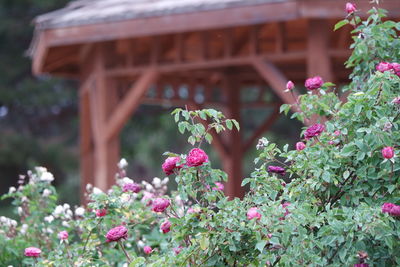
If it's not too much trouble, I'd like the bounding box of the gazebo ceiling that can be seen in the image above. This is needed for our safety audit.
[30,0,400,76]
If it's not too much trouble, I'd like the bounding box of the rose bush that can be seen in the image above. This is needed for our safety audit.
[0,3,399,267]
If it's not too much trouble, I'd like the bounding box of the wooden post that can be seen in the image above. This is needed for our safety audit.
[307,19,333,82]
[222,74,244,198]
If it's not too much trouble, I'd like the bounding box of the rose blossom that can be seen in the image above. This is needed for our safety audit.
[345,2,356,14]
[162,157,182,175]
[381,146,394,159]
[142,191,155,206]
[58,231,68,240]
[212,182,224,191]
[151,198,170,212]
[334,130,341,136]
[24,247,41,257]
[296,142,306,151]
[354,264,369,267]
[143,246,153,254]
[376,62,392,73]
[105,225,128,243]
[268,166,286,176]
[96,209,107,217]
[187,148,209,167]
[382,203,400,217]
[305,76,324,90]
[160,220,171,234]
[286,81,294,91]
[123,182,141,193]
[304,124,325,139]
[247,207,261,220]
[391,62,400,76]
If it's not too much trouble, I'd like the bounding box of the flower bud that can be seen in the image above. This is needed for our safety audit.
[160,220,171,234]
[143,246,153,254]
[96,209,107,217]
[295,142,306,151]
[345,3,356,14]
[286,81,294,91]
[381,146,394,159]
[58,231,68,240]
[247,207,261,220]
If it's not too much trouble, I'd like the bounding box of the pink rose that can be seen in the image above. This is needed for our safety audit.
[123,182,141,193]
[160,220,171,234]
[144,246,153,254]
[105,225,128,243]
[296,142,306,151]
[304,124,325,139]
[24,247,41,257]
[305,76,324,90]
[381,146,394,159]
[187,148,209,167]
[345,2,356,14]
[376,62,392,73]
[286,81,294,91]
[212,182,224,191]
[267,166,286,176]
[96,209,107,217]
[334,130,341,136]
[151,198,170,212]
[247,207,261,220]
[58,231,68,240]
[162,156,182,175]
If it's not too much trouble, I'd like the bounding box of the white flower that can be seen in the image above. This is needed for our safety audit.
[44,215,54,223]
[122,177,134,185]
[118,158,128,169]
[20,224,28,235]
[122,264,128,267]
[17,207,23,216]
[86,183,93,191]
[137,240,145,248]
[75,207,85,216]
[35,166,47,173]
[145,184,154,191]
[21,196,28,202]
[10,220,17,227]
[45,227,53,234]
[0,216,6,223]
[65,209,73,219]
[53,205,64,216]
[8,187,16,194]
[40,172,54,182]
[42,189,52,197]
[162,177,169,185]
[120,193,131,203]
[62,221,70,227]
[152,177,161,186]
[92,187,103,195]
[63,203,70,210]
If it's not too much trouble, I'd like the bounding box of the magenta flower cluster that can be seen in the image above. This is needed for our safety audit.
[376,62,400,76]
[123,182,142,193]
[382,203,400,217]
[304,124,325,139]
[162,148,209,175]
[162,156,182,175]
[24,247,41,257]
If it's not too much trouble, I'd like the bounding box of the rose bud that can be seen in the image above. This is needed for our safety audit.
[160,220,171,234]
[267,166,286,176]
[58,230,68,240]
[247,207,261,220]
[381,146,394,159]
[346,2,356,14]
[305,76,324,90]
[296,142,306,151]
[286,81,294,91]
[96,209,107,217]
[143,246,153,254]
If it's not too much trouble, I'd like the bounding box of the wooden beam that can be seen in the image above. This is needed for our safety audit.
[242,105,281,152]
[307,19,333,82]
[105,69,158,141]
[251,58,301,115]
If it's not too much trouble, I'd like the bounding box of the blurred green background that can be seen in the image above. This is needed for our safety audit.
[0,0,301,217]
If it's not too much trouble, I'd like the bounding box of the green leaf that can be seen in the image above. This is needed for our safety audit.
[232,119,240,130]
[226,119,233,130]
[255,240,268,253]
[129,257,146,267]
[334,19,349,31]
[205,133,213,144]
[178,122,186,134]
[200,235,209,250]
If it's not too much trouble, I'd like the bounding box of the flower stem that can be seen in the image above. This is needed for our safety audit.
[119,241,132,263]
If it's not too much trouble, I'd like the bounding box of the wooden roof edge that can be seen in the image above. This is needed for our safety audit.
[30,0,400,76]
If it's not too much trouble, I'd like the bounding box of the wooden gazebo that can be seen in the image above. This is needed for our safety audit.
[30,0,400,199]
